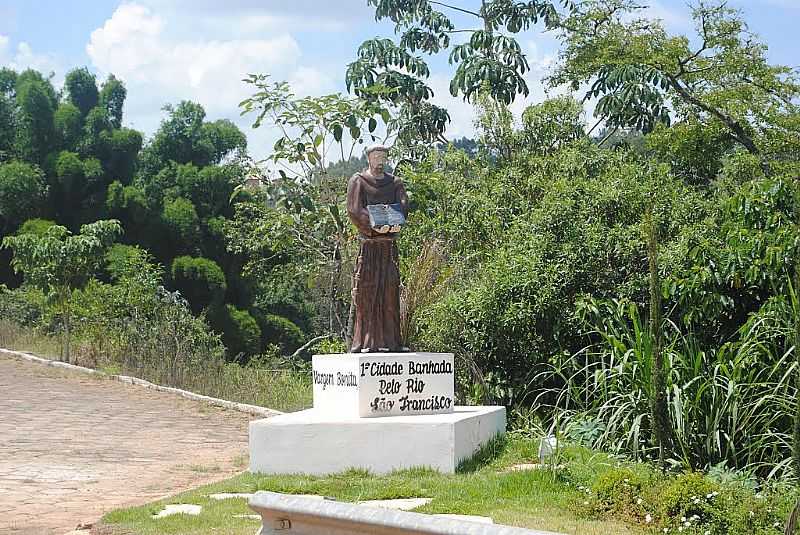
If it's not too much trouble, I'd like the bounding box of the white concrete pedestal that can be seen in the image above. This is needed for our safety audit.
[249,406,506,475]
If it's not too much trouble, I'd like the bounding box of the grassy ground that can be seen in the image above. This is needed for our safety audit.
[100,436,641,535]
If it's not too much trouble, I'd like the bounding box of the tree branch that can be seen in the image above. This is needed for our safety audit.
[290,333,334,358]
[587,117,604,136]
[665,74,760,155]
[430,1,481,18]
[597,125,619,147]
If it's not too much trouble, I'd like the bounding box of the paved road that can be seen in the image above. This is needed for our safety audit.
[0,356,261,534]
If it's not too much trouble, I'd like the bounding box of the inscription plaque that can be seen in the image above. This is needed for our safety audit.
[312,352,455,418]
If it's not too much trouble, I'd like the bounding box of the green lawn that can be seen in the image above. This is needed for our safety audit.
[100,436,642,535]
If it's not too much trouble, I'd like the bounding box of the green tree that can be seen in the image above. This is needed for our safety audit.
[0,94,14,158]
[345,0,571,145]
[17,218,57,236]
[0,68,17,97]
[519,95,585,155]
[161,197,200,256]
[241,76,386,180]
[2,219,121,362]
[99,74,126,129]
[214,304,261,359]
[171,255,227,314]
[51,151,87,226]
[552,1,800,157]
[105,128,143,185]
[198,119,247,165]
[64,67,99,117]
[79,106,111,157]
[54,103,83,150]
[140,101,246,175]
[106,181,148,239]
[15,74,55,163]
[0,161,47,233]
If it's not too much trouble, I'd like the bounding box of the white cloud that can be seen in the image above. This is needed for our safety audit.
[86,3,335,158]
[0,34,62,84]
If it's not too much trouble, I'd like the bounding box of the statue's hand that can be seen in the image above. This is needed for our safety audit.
[378,225,390,234]
[389,224,401,233]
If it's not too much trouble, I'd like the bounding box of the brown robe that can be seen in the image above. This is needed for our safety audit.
[346,171,409,352]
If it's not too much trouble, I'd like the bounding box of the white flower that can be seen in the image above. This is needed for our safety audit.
[775,521,782,527]
[704,531,710,535]
[646,514,653,523]
[691,515,699,521]
[583,501,589,506]
[684,521,691,527]
[663,528,669,533]
[706,493,713,499]
[637,498,643,505]
[681,517,687,522]
[678,527,683,533]
[749,511,754,518]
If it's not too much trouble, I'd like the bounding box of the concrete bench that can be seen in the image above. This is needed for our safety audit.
[249,491,564,535]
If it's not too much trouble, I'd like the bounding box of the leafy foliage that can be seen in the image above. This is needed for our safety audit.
[552,1,800,155]
[171,256,227,314]
[2,219,121,362]
[0,161,47,233]
[345,0,573,151]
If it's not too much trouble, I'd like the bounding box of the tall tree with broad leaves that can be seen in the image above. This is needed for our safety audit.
[346,0,573,153]
[551,0,800,158]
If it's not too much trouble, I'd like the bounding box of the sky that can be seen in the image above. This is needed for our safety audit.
[0,0,797,160]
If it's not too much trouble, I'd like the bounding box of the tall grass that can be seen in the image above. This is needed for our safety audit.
[538,296,797,480]
[1,318,311,412]
[400,239,452,349]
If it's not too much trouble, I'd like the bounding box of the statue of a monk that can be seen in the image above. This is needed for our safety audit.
[347,145,409,353]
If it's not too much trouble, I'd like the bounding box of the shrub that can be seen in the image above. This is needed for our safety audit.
[658,473,718,525]
[257,313,304,354]
[161,197,200,255]
[414,148,707,405]
[170,256,226,314]
[592,466,652,516]
[215,304,261,359]
[0,285,44,326]
[0,161,47,232]
[16,218,56,236]
[105,244,151,282]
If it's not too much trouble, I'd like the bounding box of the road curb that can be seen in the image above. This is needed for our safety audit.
[0,347,283,418]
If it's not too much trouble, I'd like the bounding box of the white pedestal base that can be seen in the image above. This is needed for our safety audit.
[249,406,506,475]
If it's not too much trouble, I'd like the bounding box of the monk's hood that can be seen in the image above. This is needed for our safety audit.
[356,171,394,188]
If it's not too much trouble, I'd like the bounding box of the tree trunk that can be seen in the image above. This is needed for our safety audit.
[647,208,672,467]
